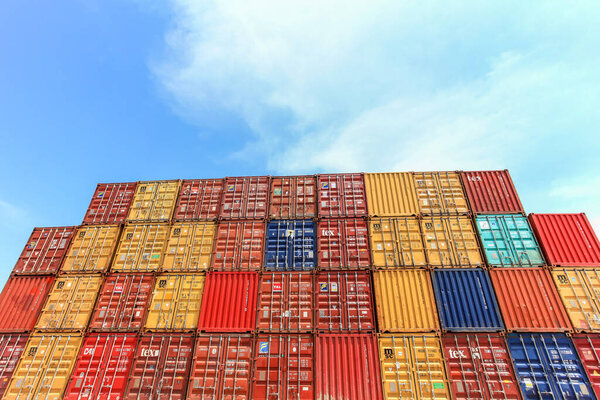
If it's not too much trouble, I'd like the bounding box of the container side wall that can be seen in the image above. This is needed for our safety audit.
[461,170,524,214]
[0,276,54,332]
[364,172,419,216]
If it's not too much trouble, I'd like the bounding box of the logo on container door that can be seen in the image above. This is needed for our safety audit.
[384,348,394,359]
[141,349,159,357]
[83,348,95,356]
[259,342,269,354]
[272,282,283,292]
[448,349,466,358]
[320,283,338,292]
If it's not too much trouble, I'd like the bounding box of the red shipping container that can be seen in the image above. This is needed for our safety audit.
[461,170,524,214]
[256,272,313,332]
[0,275,54,332]
[220,176,270,219]
[529,213,600,267]
[316,334,383,400]
[573,334,600,398]
[269,176,316,219]
[212,221,265,271]
[317,173,367,218]
[174,179,224,221]
[124,333,194,400]
[0,333,28,398]
[317,219,370,269]
[188,334,253,400]
[253,334,313,400]
[442,333,522,400]
[89,274,155,331]
[83,182,137,225]
[64,333,137,400]
[315,271,375,332]
[12,226,75,275]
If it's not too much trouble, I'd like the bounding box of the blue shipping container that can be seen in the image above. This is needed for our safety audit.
[507,333,596,400]
[432,269,504,331]
[475,214,545,267]
[265,220,316,270]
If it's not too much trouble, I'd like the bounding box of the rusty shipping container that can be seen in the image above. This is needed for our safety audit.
[414,171,469,215]
[174,178,224,221]
[552,268,600,332]
[83,182,137,225]
[421,216,483,267]
[461,170,524,214]
[61,225,121,273]
[369,217,427,267]
[127,180,180,222]
[111,223,169,272]
[220,176,270,219]
[212,220,265,271]
[317,173,367,218]
[573,334,600,398]
[318,218,370,269]
[0,275,54,332]
[0,333,29,398]
[12,226,75,275]
[163,222,216,272]
[270,176,316,218]
[364,172,419,216]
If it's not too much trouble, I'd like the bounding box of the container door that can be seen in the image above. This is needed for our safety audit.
[501,216,544,267]
[343,272,374,332]
[477,216,516,267]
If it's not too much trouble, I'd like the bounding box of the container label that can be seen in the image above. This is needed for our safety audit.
[331,282,338,292]
[274,188,282,196]
[273,282,283,292]
[259,342,269,354]
[433,383,444,389]
[320,283,328,292]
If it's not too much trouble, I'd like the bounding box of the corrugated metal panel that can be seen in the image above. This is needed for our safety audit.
[414,172,469,215]
[0,276,54,332]
[316,334,383,400]
[422,216,483,267]
[145,273,205,331]
[432,269,504,332]
[378,334,450,400]
[529,213,600,267]
[317,173,367,218]
[0,333,28,399]
[507,333,595,400]
[3,333,82,400]
[13,226,75,275]
[220,176,270,219]
[491,268,571,332]
[475,215,544,267]
[257,272,313,332]
[442,333,522,400]
[188,334,253,400]
[163,222,216,272]
[573,334,600,398]
[35,275,102,331]
[212,220,265,271]
[198,272,258,332]
[111,223,169,272]
[83,182,137,225]
[552,269,600,332]
[373,269,439,332]
[270,176,316,218]
[265,220,316,271]
[127,180,180,222]
[317,218,370,269]
[364,172,419,216]
[61,225,121,273]
[370,217,426,267]
[461,170,524,214]
[174,178,224,221]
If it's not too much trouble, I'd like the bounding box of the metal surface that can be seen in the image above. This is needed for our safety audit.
[127,180,180,222]
[83,182,137,225]
[461,170,524,214]
[265,220,316,271]
[61,225,121,273]
[212,220,265,271]
[573,334,600,398]
[422,216,484,267]
[552,269,600,332]
[318,218,370,269]
[220,176,270,219]
[414,172,469,215]
[13,226,75,275]
[174,178,224,221]
[364,172,419,216]
[270,176,316,218]
[0,276,54,332]
[111,223,169,272]
[317,173,367,218]
[370,217,426,267]
[0,333,28,398]
[163,222,216,272]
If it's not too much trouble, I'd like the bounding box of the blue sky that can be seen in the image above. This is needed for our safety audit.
[1,1,599,284]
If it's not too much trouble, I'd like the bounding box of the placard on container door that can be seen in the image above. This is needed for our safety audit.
[163,222,216,272]
[61,225,121,273]
[369,217,426,267]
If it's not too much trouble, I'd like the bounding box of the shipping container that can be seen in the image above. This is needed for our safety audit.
[461,170,524,214]
[315,271,375,332]
[422,216,484,267]
[188,334,254,400]
[490,268,571,332]
[212,220,265,271]
[373,269,439,332]
[253,334,313,400]
[265,220,316,271]
[174,178,224,221]
[89,274,155,331]
[0,276,54,332]
[163,222,216,272]
[316,334,383,400]
[221,176,270,219]
[198,272,258,332]
[573,334,600,398]
[432,269,504,331]
[442,333,522,400]
[364,172,419,216]
[256,272,313,332]
[317,173,367,218]
[317,218,370,269]
[12,226,75,275]
[145,273,205,331]
[63,333,137,400]
[529,213,600,267]
[0,333,29,399]
[111,223,169,272]
[270,176,316,219]
[414,171,469,215]
[83,182,137,225]
[3,333,82,400]
[127,180,180,222]
[369,217,426,267]
[475,215,544,267]
[552,269,600,332]
[124,333,194,400]
[61,225,121,273]
[378,334,450,400]
[506,333,595,400]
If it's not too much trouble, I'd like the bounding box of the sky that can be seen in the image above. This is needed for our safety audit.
[1,1,599,285]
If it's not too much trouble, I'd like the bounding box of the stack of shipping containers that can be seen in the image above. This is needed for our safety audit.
[0,170,600,399]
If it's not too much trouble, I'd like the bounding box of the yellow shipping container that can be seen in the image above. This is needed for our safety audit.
[162,222,216,272]
[421,216,483,267]
[365,173,419,216]
[127,180,180,222]
[374,269,439,332]
[552,268,600,332]
[413,172,469,215]
[61,225,120,273]
[35,275,102,331]
[112,223,169,272]
[3,333,82,400]
[370,217,426,267]
[378,334,451,400]
[145,273,205,330]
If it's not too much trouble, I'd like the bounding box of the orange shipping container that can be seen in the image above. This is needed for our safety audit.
[111,224,169,272]
[61,225,120,273]
[163,222,216,272]
[364,172,419,216]
[552,269,600,332]
[127,180,180,222]
[0,276,54,333]
[370,217,426,267]
[414,172,469,215]
[270,176,316,218]
[421,216,483,267]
